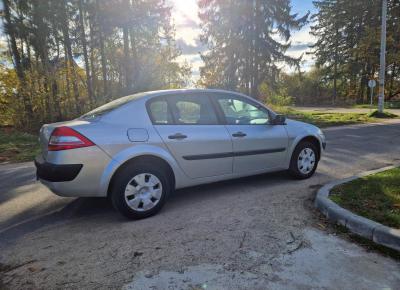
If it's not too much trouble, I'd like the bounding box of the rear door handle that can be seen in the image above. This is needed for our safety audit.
[168,133,187,140]
[232,132,247,138]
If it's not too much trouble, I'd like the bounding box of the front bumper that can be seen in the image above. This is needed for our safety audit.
[35,159,82,182]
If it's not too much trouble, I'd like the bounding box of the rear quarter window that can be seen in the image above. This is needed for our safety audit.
[148,99,172,124]
[80,93,145,120]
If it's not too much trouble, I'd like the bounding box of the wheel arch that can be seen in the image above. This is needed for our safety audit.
[293,135,322,161]
[107,154,176,198]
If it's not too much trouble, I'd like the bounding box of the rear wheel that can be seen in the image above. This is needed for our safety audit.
[111,162,171,219]
[289,141,319,179]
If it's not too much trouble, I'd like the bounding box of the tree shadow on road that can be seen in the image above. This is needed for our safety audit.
[0,197,115,247]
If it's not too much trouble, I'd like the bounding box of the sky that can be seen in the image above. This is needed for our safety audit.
[170,0,317,81]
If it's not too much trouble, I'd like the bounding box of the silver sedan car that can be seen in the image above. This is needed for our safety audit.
[35,89,326,219]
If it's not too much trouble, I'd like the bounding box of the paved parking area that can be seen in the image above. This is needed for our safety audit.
[1,121,400,289]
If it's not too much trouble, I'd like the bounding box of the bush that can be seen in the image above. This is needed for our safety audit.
[259,82,294,107]
[267,94,294,107]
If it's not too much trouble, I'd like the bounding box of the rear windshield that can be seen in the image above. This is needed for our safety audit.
[80,93,146,120]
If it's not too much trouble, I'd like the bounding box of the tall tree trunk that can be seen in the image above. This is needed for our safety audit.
[64,34,80,115]
[3,0,33,126]
[89,12,97,100]
[52,77,61,120]
[63,44,72,115]
[61,0,80,114]
[123,26,131,92]
[99,29,108,99]
[333,60,337,105]
[251,0,261,99]
[24,36,35,109]
[357,65,366,104]
[389,62,396,96]
[78,0,94,105]
[225,0,236,91]
[52,36,62,120]
[31,0,54,121]
[333,27,339,105]
[96,0,108,99]
[129,29,137,89]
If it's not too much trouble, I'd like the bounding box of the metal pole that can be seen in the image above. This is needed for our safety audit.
[370,87,374,109]
[378,0,387,113]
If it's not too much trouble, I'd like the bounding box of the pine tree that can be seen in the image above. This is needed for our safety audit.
[310,0,400,103]
[198,0,308,99]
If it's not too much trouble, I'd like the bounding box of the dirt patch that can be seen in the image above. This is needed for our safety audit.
[122,229,400,290]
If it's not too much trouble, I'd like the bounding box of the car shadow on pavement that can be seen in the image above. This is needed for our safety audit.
[168,170,295,210]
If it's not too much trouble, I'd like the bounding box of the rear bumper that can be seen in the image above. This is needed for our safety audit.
[35,159,82,182]
[34,146,112,197]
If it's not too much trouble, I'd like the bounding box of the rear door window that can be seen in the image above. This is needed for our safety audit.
[170,95,219,125]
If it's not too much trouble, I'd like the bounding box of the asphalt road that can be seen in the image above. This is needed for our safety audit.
[0,162,74,232]
[1,121,400,289]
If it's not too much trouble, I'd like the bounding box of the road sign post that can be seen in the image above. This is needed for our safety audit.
[368,79,376,108]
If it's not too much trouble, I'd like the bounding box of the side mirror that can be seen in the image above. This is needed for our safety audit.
[271,114,286,125]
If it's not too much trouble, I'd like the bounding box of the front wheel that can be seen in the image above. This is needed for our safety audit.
[289,141,319,179]
[110,162,171,219]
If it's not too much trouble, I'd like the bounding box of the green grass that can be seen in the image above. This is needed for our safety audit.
[353,104,377,109]
[273,107,397,128]
[0,127,40,163]
[330,167,400,229]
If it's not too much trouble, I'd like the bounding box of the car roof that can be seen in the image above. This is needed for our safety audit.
[81,88,273,121]
[136,88,250,100]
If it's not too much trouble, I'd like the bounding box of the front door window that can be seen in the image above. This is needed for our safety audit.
[217,98,269,125]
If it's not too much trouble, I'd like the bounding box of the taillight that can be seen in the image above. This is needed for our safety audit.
[48,126,95,151]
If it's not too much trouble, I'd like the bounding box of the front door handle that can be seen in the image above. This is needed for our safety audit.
[168,133,187,140]
[232,132,247,138]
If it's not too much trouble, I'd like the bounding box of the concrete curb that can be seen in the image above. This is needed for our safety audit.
[315,165,400,251]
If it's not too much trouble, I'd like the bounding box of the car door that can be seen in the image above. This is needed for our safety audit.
[148,93,233,179]
[214,94,289,174]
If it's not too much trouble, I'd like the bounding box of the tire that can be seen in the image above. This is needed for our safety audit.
[289,141,319,179]
[110,161,171,219]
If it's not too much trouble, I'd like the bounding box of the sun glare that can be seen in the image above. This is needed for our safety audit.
[170,0,199,26]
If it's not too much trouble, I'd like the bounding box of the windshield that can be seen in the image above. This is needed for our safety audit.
[80,93,146,120]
